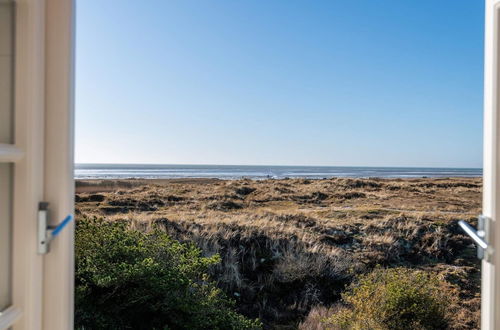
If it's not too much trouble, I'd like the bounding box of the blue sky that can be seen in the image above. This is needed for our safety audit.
[75,1,484,167]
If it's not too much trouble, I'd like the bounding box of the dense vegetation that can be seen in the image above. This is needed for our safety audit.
[75,217,261,329]
[76,177,481,329]
[325,267,452,329]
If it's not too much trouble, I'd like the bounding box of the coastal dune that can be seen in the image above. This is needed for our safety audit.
[76,177,481,329]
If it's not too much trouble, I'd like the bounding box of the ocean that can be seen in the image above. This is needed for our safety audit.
[75,164,482,180]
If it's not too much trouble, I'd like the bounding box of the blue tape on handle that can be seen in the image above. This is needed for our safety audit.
[52,215,73,237]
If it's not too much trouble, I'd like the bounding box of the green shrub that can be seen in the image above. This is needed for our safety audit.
[325,267,452,330]
[75,217,261,330]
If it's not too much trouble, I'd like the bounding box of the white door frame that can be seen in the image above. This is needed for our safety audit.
[42,0,75,328]
[12,0,48,328]
[7,0,75,329]
[483,0,500,329]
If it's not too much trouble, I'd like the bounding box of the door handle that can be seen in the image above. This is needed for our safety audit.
[458,215,493,262]
[38,202,73,254]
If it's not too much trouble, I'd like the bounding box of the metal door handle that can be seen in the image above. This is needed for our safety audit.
[458,215,493,262]
[458,220,487,249]
[38,202,73,254]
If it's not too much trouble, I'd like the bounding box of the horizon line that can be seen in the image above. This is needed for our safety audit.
[74,163,483,170]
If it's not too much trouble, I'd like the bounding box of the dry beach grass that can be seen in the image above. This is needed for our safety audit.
[76,177,482,329]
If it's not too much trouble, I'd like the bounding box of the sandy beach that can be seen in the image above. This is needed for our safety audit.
[76,177,481,328]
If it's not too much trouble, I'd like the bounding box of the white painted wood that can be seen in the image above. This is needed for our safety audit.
[0,144,24,162]
[0,306,22,330]
[11,0,46,329]
[483,1,500,329]
[0,0,75,329]
[42,0,75,329]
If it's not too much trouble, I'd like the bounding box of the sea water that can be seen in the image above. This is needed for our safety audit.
[75,164,482,180]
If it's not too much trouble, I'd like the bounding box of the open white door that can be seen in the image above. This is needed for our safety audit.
[0,0,75,329]
[482,0,500,328]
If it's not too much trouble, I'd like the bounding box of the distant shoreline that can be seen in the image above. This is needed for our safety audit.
[75,164,482,180]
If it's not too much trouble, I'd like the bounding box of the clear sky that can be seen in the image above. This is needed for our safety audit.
[75,0,484,168]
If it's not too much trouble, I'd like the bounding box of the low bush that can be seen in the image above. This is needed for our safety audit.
[75,217,261,329]
[325,267,453,330]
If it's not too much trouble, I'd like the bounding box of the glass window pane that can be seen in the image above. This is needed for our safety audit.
[0,164,12,310]
[0,0,14,311]
[0,0,14,144]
